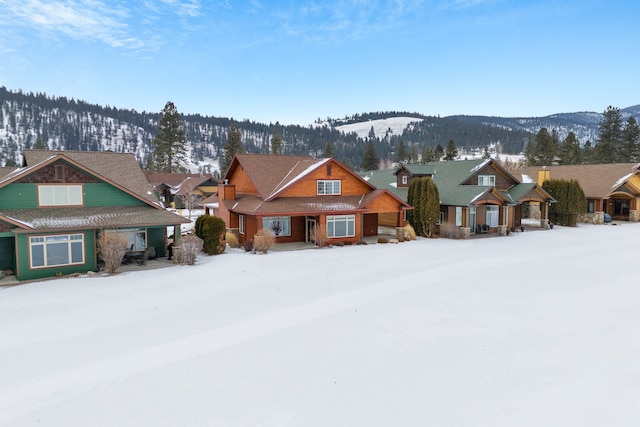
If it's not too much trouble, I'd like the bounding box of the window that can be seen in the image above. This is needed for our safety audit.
[587,200,595,214]
[455,207,462,226]
[486,205,499,227]
[402,175,408,185]
[38,185,83,206]
[239,215,245,234]
[478,175,496,186]
[317,180,341,195]
[262,216,291,236]
[30,234,84,268]
[106,228,147,251]
[326,215,355,238]
[438,211,445,225]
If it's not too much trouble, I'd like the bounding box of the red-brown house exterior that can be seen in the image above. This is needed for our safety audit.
[216,154,412,245]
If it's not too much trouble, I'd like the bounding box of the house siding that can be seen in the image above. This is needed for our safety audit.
[277,163,371,198]
[15,230,96,281]
[83,183,147,206]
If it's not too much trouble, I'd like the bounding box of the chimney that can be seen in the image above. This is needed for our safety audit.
[537,167,550,186]
[219,183,236,201]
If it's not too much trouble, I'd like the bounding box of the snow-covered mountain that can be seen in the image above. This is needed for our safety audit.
[1,87,637,170]
[449,105,640,144]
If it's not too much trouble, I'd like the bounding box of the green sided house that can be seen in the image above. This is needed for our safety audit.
[0,150,189,281]
[362,158,555,237]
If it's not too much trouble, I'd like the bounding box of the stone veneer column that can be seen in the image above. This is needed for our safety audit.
[498,225,508,236]
[540,219,550,229]
[629,210,638,222]
[594,211,604,224]
[460,227,471,239]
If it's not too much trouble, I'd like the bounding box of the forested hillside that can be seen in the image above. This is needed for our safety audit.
[1,87,632,173]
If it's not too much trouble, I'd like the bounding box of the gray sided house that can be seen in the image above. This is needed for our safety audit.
[0,150,188,281]
[362,159,555,237]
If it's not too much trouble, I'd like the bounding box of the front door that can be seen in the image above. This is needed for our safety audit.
[469,206,476,234]
[306,216,316,243]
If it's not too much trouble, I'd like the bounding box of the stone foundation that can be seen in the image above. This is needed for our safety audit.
[594,211,604,224]
[630,210,638,222]
[540,219,550,229]
[460,227,471,239]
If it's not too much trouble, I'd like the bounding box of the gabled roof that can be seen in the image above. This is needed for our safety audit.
[4,150,164,208]
[519,163,640,199]
[363,159,555,206]
[225,154,327,199]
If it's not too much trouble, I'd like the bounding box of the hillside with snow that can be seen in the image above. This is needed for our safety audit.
[335,116,422,139]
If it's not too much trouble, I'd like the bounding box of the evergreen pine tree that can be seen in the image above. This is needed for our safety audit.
[433,144,444,161]
[33,136,46,150]
[270,129,283,155]
[595,106,623,163]
[444,139,458,161]
[221,124,245,174]
[396,139,407,163]
[621,117,640,162]
[582,141,594,164]
[149,101,187,173]
[323,141,335,158]
[482,146,491,159]
[531,128,557,166]
[558,131,583,165]
[421,146,434,163]
[407,177,440,237]
[409,144,418,164]
[361,141,379,170]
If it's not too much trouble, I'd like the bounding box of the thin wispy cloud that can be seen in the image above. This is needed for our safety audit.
[0,0,202,51]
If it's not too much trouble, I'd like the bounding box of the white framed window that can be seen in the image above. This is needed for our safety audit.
[106,228,147,252]
[326,215,355,238]
[29,233,84,268]
[262,216,291,236]
[486,205,499,227]
[317,180,341,195]
[402,175,408,185]
[455,206,463,226]
[38,184,83,206]
[478,175,496,186]
[239,215,245,234]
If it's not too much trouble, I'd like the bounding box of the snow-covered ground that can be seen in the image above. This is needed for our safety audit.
[1,223,639,426]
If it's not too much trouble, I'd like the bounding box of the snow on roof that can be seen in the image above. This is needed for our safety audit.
[269,158,330,199]
[521,174,534,183]
[612,172,633,189]
[470,159,491,173]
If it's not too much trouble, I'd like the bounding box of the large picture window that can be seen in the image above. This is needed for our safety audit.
[326,215,355,238]
[317,180,341,195]
[38,184,83,206]
[262,216,291,236]
[30,234,85,268]
[455,207,463,226]
[106,228,147,251]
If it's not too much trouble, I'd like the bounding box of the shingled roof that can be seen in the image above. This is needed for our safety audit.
[518,163,640,199]
[14,150,163,207]
[227,154,356,200]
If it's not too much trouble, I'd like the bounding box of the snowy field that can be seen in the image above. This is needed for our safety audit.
[1,223,639,426]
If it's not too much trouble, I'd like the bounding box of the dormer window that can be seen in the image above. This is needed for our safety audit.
[317,180,341,195]
[478,175,496,186]
[402,175,408,185]
[38,184,83,206]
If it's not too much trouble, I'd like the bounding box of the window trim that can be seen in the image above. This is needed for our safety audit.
[262,216,291,237]
[478,175,496,186]
[38,184,84,207]
[326,214,355,238]
[239,215,245,235]
[29,233,85,269]
[105,228,147,252]
[317,180,341,195]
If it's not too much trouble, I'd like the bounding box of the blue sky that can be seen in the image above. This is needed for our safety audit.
[0,0,638,125]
